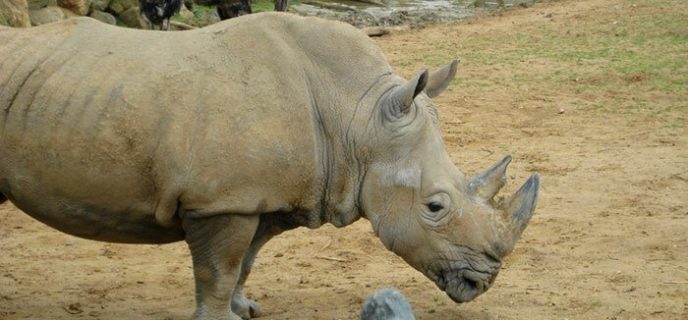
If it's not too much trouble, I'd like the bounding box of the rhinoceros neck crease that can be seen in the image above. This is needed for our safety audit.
[304,74,335,228]
[292,46,389,227]
[302,73,366,228]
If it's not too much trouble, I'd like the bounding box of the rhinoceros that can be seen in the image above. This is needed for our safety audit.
[0,12,539,320]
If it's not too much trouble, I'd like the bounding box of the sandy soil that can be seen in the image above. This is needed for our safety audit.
[1,0,686,319]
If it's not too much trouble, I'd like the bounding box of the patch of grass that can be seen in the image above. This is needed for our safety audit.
[452,77,466,86]
[585,300,604,312]
[453,0,687,130]
[471,2,687,81]
[251,0,276,13]
[453,77,498,88]
[194,3,217,18]
[253,0,303,12]
[422,53,455,67]
[171,15,189,24]
[172,4,217,26]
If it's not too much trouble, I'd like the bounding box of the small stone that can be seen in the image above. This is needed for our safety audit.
[118,6,144,28]
[89,9,115,24]
[90,0,110,11]
[63,303,83,314]
[108,0,137,14]
[57,0,91,16]
[558,108,565,114]
[28,6,64,25]
[360,288,415,320]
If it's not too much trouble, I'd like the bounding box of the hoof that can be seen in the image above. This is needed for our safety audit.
[231,292,262,319]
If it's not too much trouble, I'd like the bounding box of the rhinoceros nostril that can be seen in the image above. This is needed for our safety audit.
[463,276,478,292]
[462,271,489,295]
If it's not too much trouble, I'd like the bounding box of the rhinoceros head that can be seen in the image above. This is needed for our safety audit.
[359,60,539,303]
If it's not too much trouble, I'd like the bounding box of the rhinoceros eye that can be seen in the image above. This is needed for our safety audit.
[421,193,451,225]
[426,202,444,213]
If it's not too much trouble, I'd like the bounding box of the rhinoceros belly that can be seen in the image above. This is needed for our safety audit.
[1,177,184,243]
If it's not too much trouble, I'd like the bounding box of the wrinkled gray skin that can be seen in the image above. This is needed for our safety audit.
[0,12,538,320]
[361,288,416,320]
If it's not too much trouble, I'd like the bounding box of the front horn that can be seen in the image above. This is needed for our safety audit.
[502,174,540,243]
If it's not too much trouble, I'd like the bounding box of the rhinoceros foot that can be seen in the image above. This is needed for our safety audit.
[231,290,262,320]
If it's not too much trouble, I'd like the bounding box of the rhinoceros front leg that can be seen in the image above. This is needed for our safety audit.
[231,217,291,319]
[183,214,259,320]
[231,239,268,319]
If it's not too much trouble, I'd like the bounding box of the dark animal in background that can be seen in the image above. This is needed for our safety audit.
[216,0,252,20]
[215,0,288,20]
[184,0,194,10]
[360,288,416,320]
[139,0,183,30]
[274,0,287,11]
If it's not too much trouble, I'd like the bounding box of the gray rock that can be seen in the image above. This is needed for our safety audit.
[107,0,136,14]
[57,0,91,16]
[0,0,31,27]
[29,6,65,25]
[118,6,143,28]
[90,0,110,11]
[27,0,50,10]
[59,6,80,18]
[89,9,115,24]
[360,288,416,320]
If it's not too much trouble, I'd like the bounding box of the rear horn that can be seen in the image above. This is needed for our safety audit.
[468,155,512,201]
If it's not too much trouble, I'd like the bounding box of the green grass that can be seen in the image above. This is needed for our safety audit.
[461,0,688,93]
[448,0,688,132]
[193,3,217,18]
[251,0,277,12]
[253,0,301,11]
[171,4,216,26]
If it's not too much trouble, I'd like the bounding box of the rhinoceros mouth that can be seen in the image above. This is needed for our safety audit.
[427,258,500,303]
[439,269,493,302]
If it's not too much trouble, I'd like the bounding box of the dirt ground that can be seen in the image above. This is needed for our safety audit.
[1,0,686,319]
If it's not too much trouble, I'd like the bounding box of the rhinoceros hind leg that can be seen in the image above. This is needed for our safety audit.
[0,193,6,204]
[183,213,259,320]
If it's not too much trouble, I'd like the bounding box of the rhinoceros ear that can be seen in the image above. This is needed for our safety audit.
[426,60,459,98]
[384,69,428,118]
